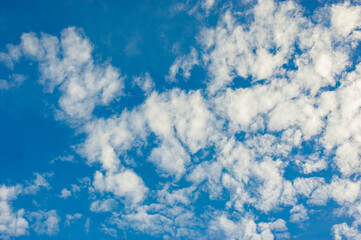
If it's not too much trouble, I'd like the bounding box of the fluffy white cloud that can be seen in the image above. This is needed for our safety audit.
[1,27,124,121]
[2,0,361,239]
[199,0,306,93]
[23,173,50,195]
[166,47,199,82]
[111,203,201,239]
[133,72,155,94]
[149,138,190,178]
[331,2,361,37]
[59,2,361,238]
[157,185,197,206]
[0,185,28,239]
[209,214,288,240]
[290,204,309,223]
[0,173,56,239]
[80,108,148,172]
[0,44,21,69]
[60,188,71,199]
[296,154,327,174]
[333,222,361,240]
[93,170,148,204]
[28,210,60,236]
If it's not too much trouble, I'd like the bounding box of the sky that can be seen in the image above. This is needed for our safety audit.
[0,0,361,239]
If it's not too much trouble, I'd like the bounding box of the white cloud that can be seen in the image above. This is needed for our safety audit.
[2,0,361,238]
[65,213,82,226]
[251,158,291,212]
[0,175,56,239]
[93,170,148,204]
[293,177,325,198]
[0,44,21,69]
[0,80,9,90]
[1,27,124,121]
[23,173,50,195]
[290,204,309,223]
[209,214,288,240]
[101,223,118,237]
[59,184,81,199]
[133,72,155,94]
[330,177,360,205]
[84,218,90,233]
[333,222,361,240]
[80,108,148,172]
[0,185,28,239]
[60,188,71,199]
[166,47,199,82]
[0,74,26,90]
[296,154,327,174]
[157,185,197,206]
[51,155,74,163]
[202,0,216,13]
[76,1,361,238]
[111,203,200,239]
[149,138,190,178]
[81,88,217,180]
[187,160,223,199]
[331,2,361,37]
[199,1,306,93]
[90,199,117,212]
[145,89,217,154]
[28,210,60,236]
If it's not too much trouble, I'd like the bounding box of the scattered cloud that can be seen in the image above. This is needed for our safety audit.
[166,47,199,82]
[59,188,71,199]
[1,0,361,239]
[28,210,60,236]
[90,199,117,212]
[65,213,82,226]
[0,185,28,239]
[0,27,125,121]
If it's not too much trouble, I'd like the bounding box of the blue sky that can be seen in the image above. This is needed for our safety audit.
[1,0,361,239]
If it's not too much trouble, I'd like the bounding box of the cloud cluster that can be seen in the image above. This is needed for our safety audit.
[1,0,361,239]
[0,27,124,121]
[83,1,360,238]
[0,174,54,239]
[0,185,28,239]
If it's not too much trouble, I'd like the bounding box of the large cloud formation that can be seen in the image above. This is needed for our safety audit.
[1,0,361,239]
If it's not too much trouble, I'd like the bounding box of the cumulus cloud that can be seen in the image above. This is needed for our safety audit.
[209,214,288,240]
[0,27,124,121]
[333,222,361,240]
[59,188,71,199]
[166,47,199,82]
[23,173,50,195]
[290,204,309,223]
[0,174,62,239]
[28,210,60,236]
[2,0,361,239]
[53,2,361,238]
[331,2,361,37]
[0,44,21,69]
[93,170,148,204]
[133,72,155,95]
[111,202,201,239]
[0,185,28,239]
